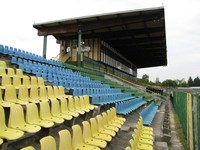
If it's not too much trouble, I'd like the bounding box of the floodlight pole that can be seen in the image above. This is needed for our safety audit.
[43,35,47,59]
[77,30,82,67]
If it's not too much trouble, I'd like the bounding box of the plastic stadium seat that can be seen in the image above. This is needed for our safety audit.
[68,97,85,115]
[38,77,45,86]
[40,136,56,150]
[4,85,27,105]
[0,61,7,68]
[133,129,153,145]
[8,104,41,133]
[58,86,71,98]
[29,85,41,103]
[11,57,17,65]
[18,85,32,103]
[53,86,63,99]
[0,67,6,77]
[20,146,36,150]
[16,69,24,78]
[0,88,13,107]
[111,107,126,123]
[26,103,54,128]
[30,76,38,86]
[96,115,116,137]
[101,112,119,132]
[72,125,100,150]
[6,68,15,77]
[46,86,56,99]
[50,99,73,120]
[58,129,73,150]
[82,121,107,148]
[90,118,112,142]
[0,75,11,89]
[13,75,22,89]
[138,116,153,132]
[0,105,24,140]
[22,75,31,88]
[39,101,64,124]
[39,86,49,102]
[79,96,91,112]
[106,109,123,127]
[83,95,98,110]
[60,98,79,117]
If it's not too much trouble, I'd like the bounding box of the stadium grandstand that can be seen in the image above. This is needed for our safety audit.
[0,6,187,150]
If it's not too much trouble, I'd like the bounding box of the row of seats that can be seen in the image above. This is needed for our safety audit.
[116,97,147,115]
[0,44,62,66]
[91,92,134,105]
[20,107,126,150]
[125,116,154,150]
[139,102,158,126]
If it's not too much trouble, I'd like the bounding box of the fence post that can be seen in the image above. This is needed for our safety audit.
[187,93,193,150]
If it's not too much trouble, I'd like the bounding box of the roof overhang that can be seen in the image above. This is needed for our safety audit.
[33,6,167,69]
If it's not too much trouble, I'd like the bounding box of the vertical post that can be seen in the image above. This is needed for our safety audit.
[78,30,82,67]
[43,35,47,59]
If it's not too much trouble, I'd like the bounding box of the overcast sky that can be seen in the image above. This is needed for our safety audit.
[0,0,199,82]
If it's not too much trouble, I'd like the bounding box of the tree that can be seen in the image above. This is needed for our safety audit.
[162,79,178,87]
[193,76,200,86]
[188,76,193,87]
[141,74,149,84]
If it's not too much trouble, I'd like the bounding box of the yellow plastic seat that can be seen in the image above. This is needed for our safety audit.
[132,131,153,150]
[39,101,64,124]
[53,86,63,99]
[101,112,119,132]
[26,103,54,128]
[96,115,116,136]
[105,110,122,128]
[134,129,153,145]
[50,99,73,120]
[16,69,24,79]
[0,87,13,107]
[58,129,72,150]
[0,105,24,140]
[136,120,153,136]
[30,76,38,86]
[18,85,31,103]
[60,98,79,117]
[8,104,41,133]
[74,96,88,113]
[107,109,124,125]
[125,146,131,150]
[4,85,29,105]
[22,76,31,88]
[0,75,11,89]
[58,86,72,98]
[68,97,85,115]
[0,61,7,68]
[13,75,22,89]
[20,146,35,150]
[6,68,15,77]
[0,67,6,77]
[39,86,49,102]
[72,124,100,150]
[90,118,112,142]
[82,121,107,148]
[83,95,98,110]
[38,77,44,86]
[40,136,56,150]
[79,96,90,112]
[29,85,41,103]
[111,107,126,123]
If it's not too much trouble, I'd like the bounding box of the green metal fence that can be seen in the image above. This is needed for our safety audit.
[173,91,200,149]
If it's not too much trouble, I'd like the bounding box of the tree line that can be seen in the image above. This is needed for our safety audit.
[137,74,200,87]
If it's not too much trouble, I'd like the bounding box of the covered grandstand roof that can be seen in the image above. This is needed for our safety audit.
[33,6,167,69]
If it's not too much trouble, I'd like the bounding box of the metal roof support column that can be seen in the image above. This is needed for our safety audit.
[77,30,82,67]
[43,35,47,59]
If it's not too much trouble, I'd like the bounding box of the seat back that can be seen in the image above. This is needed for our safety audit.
[72,125,83,149]
[22,76,30,87]
[4,85,17,103]
[50,99,61,115]
[30,85,40,99]
[0,61,6,68]
[68,97,75,111]
[39,101,52,119]
[18,85,29,101]
[16,69,23,78]
[53,86,60,98]
[0,67,6,76]
[79,96,86,109]
[1,75,11,87]
[46,86,55,99]
[30,76,38,86]
[60,98,70,112]
[96,115,104,130]
[58,86,65,96]
[102,112,109,125]
[74,96,81,110]
[13,75,22,88]
[8,104,25,128]
[39,85,48,100]
[40,136,56,150]
[82,121,92,139]
[7,68,15,77]
[38,77,44,86]
[26,103,40,124]
[0,105,6,129]
[58,129,72,150]
[90,118,98,135]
